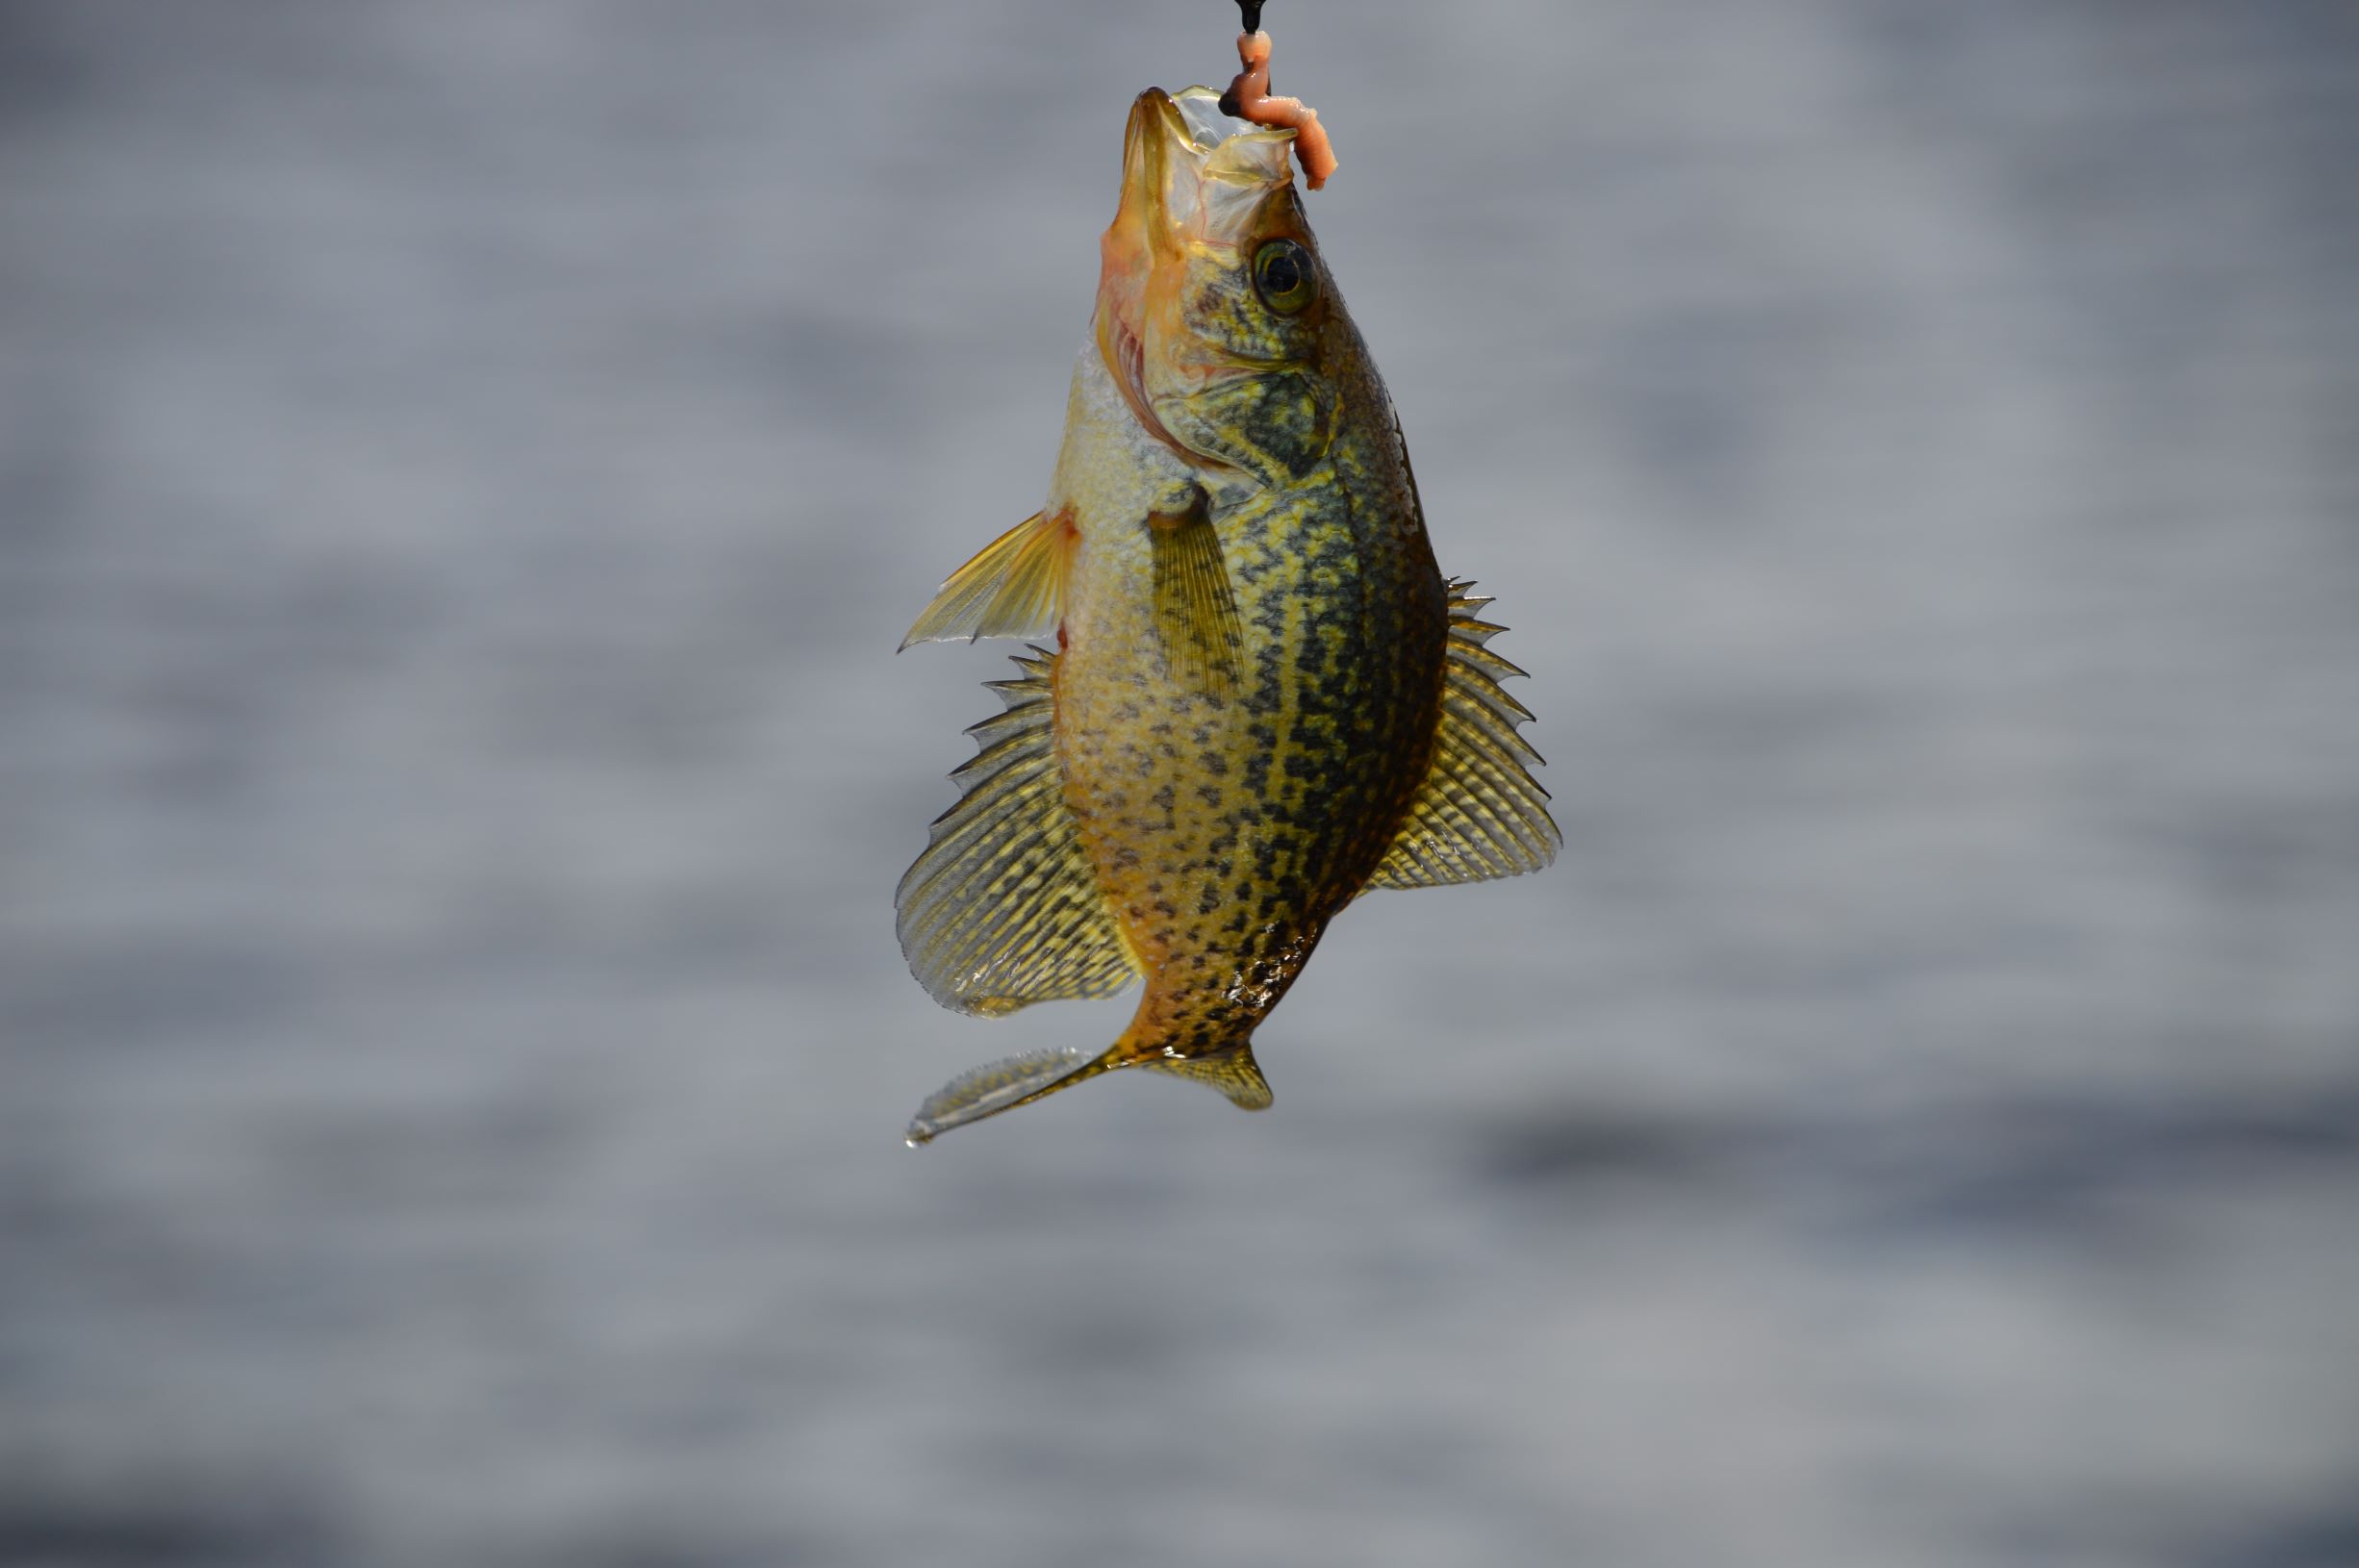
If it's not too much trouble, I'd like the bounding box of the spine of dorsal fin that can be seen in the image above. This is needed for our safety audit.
[1363,578,1560,890]
[896,646,1144,1017]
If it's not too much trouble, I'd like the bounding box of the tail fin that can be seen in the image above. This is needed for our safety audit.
[904,1046,1118,1146]
[903,1039,1274,1146]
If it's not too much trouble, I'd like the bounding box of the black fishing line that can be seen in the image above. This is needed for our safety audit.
[1221,0,1264,119]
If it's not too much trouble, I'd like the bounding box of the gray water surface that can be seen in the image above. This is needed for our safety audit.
[5,2,2357,1564]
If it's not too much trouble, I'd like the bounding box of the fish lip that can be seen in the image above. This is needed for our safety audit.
[1125,89,1191,258]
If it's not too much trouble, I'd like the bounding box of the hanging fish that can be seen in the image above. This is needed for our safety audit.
[897,24,1556,1144]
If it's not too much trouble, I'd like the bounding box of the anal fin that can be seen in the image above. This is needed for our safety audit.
[1148,491,1244,695]
[901,509,1075,648]
[1368,579,1560,890]
[896,645,1143,1014]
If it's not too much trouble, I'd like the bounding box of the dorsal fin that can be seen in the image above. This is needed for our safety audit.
[895,646,1144,1014]
[1367,579,1560,889]
[900,510,1075,649]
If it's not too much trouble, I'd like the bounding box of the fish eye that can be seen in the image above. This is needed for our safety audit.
[1252,238,1317,315]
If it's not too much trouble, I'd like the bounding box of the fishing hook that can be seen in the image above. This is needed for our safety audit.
[1221,0,1265,118]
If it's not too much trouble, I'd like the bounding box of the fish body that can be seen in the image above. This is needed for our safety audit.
[899,88,1555,1142]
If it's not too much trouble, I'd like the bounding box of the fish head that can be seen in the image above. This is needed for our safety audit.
[1096,88,1342,482]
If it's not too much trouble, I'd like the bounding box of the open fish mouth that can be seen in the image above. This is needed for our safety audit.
[1168,86,1253,155]
[1129,87,1298,251]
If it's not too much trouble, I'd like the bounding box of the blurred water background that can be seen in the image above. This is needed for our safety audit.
[5,2,2357,1564]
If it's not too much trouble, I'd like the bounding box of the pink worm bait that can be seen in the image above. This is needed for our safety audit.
[1220,29,1337,190]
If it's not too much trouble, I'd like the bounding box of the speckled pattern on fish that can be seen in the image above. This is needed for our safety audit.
[897,85,1556,1142]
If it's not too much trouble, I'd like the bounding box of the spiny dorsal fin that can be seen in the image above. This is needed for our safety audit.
[896,646,1143,1014]
[1367,579,1560,890]
[1147,492,1244,695]
[900,509,1074,649]
[1136,1041,1273,1110]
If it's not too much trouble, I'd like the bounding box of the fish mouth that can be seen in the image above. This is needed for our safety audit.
[1097,88,1297,455]
[1115,87,1295,254]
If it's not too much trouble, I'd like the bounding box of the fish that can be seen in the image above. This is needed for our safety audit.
[896,79,1557,1145]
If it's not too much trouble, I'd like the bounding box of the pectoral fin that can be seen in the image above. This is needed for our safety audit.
[1147,491,1244,695]
[1368,579,1560,889]
[901,509,1075,648]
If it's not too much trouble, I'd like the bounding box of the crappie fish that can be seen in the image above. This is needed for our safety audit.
[898,84,1556,1144]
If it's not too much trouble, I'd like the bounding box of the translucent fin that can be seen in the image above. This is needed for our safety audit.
[1136,1041,1274,1110]
[900,510,1074,649]
[896,646,1144,1015]
[1367,579,1560,889]
[1148,494,1244,695]
[905,1045,1120,1146]
[903,1035,1274,1144]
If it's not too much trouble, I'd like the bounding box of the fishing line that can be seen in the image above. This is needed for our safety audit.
[1221,0,1265,119]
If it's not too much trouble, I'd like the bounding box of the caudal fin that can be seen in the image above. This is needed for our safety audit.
[903,1039,1274,1146]
[904,1046,1117,1146]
